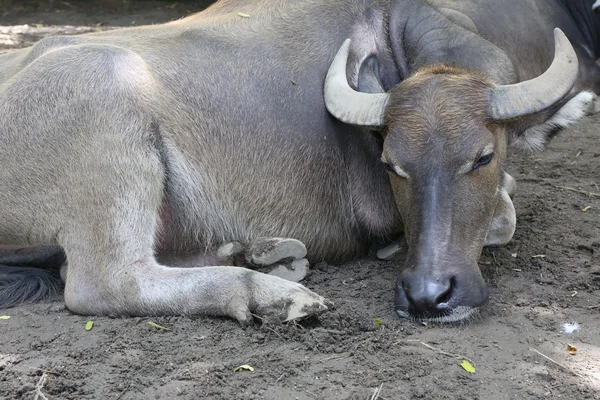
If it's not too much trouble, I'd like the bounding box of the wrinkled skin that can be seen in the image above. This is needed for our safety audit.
[430,0,600,96]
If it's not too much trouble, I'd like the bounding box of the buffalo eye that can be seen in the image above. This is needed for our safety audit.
[384,163,404,177]
[384,163,396,174]
[383,162,409,178]
[473,153,494,170]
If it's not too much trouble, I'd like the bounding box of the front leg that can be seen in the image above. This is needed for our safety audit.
[484,172,517,247]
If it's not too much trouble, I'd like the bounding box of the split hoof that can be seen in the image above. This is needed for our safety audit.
[266,258,310,282]
[247,237,307,265]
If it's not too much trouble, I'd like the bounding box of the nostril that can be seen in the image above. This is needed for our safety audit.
[434,277,454,305]
[402,276,455,314]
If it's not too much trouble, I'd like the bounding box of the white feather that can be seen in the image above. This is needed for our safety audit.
[562,322,581,334]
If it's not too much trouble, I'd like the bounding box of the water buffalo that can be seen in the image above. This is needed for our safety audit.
[0,0,597,323]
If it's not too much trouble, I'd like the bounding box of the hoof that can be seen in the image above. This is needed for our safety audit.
[267,258,310,282]
[376,238,406,261]
[216,242,245,265]
[247,238,307,265]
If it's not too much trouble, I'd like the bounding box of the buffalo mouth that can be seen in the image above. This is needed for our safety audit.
[395,306,479,324]
[394,276,488,324]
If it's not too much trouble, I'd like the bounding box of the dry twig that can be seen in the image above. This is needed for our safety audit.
[584,305,600,309]
[529,348,583,378]
[263,325,285,341]
[554,186,600,198]
[316,353,350,364]
[33,373,49,400]
[250,313,285,341]
[370,383,383,400]
[398,340,475,364]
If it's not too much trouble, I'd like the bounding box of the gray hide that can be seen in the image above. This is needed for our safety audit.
[0,0,399,322]
[0,0,597,322]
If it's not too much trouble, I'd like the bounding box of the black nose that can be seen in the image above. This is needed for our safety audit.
[400,277,454,314]
[395,268,489,320]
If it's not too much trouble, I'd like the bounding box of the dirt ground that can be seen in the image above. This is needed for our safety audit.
[1,2,600,399]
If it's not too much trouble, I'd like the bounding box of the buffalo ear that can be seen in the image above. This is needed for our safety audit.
[346,46,386,94]
[507,91,597,151]
[357,55,385,94]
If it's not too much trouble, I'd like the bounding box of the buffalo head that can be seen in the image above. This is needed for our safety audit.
[324,29,594,322]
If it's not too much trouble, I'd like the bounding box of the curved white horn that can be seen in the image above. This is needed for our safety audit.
[324,39,390,127]
[489,28,579,120]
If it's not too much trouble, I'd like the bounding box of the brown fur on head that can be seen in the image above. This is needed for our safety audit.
[385,66,494,142]
[382,68,508,321]
[382,67,505,182]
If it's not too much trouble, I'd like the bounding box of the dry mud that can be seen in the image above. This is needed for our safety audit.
[1,2,599,399]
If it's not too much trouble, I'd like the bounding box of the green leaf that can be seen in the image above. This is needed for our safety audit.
[148,321,170,331]
[460,360,476,373]
[85,320,94,331]
[233,364,255,372]
[237,12,250,18]
[373,318,383,325]
[0,315,11,320]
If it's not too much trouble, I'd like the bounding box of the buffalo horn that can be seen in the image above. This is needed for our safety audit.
[489,28,579,120]
[324,39,390,127]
